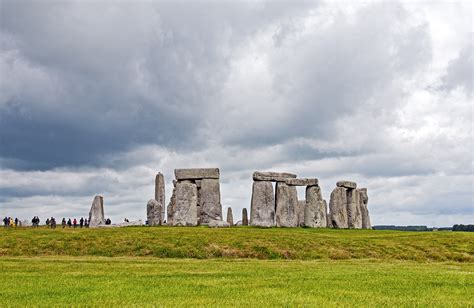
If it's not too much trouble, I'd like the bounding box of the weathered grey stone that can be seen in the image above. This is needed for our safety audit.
[358,188,371,229]
[174,168,219,180]
[253,171,297,182]
[336,181,357,189]
[199,179,222,224]
[242,208,249,226]
[167,186,176,225]
[275,182,298,227]
[226,207,234,225]
[250,181,275,227]
[147,199,163,226]
[89,195,105,227]
[155,173,165,223]
[208,219,230,228]
[304,186,327,228]
[172,181,198,226]
[347,188,362,229]
[329,187,348,228]
[296,200,306,227]
[284,178,319,186]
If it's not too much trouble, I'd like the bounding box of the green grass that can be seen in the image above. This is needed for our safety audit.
[1,227,472,306]
[0,227,472,261]
[0,257,472,306]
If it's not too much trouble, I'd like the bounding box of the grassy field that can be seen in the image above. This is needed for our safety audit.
[0,226,472,261]
[0,227,473,306]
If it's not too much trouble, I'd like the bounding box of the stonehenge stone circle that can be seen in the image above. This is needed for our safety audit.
[89,195,105,227]
[250,181,275,227]
[275,182,298,227]
[304,185,327,228]
[242,208,249,226]
[226,207,234,225]
[147,199,163,226]
[329,181,370,229]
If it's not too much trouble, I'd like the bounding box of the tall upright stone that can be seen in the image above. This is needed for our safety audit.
[304,185,327,228]
[89,195,105,227]
[358,188,371,229]
[329,187,348,228]
[167,181,177,225]
[347,188,362,229]
[172,181,198,226]
[296,200,306,227]
[250,181,275,227]
[275,182,298,227]
[226,207,234,225]
[199,179,222,224]
[242,208,249,226]
[147,199,163,226]
[155,173,165,222]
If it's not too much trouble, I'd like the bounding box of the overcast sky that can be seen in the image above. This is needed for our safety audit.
[0,0,472,226]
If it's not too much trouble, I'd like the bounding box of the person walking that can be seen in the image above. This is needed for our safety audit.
[73,218,77,228]
[62,218,66,228]
[84,219,89,228]
[80,217,84,228]
[3,217,7,227]
[67,218,72,228]
[9,217,14,227]
[14,218,18,227]
[51,217,56,229]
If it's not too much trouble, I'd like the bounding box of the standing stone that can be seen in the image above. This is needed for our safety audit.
[89,195,105,227]
[147,199,163,226]
[167,183,177,225]
[304,186,327,228]
[250,181,275,227]
[347,188,362,229]
[199,179,222,224]
[358,188,371,229]
[226,207,234,225]
[172,181,198,226]
[155,173,165,223]
[242,208,249,226]
[275,182,298,227]
[329,187,348,228]
[296,200,306,227]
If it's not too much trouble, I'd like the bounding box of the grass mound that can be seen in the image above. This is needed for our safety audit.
[1,227,472,262]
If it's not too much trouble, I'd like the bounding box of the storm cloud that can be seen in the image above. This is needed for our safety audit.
[0,1,472,226]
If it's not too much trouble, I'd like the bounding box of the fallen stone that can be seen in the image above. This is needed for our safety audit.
[336,181,357,189]
[89,195,105,227]
[208,219,230,228]
[250,181,275,227]
[175,168,219,180]
[275,182,298,227]
[253,171,297,182]
[242,208,249,226]
[358,188,371,229]
[147,199,163,226]
[304,186,327,228]
[284,178,319,186]
[172,181,198,226]
[296,200,306,227]
[199,179,222,224]
[226,207,234,225]
[347,188,362,229]
[329,187,348,228]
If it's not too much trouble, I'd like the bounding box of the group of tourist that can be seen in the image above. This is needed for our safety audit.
[3,217,21,227]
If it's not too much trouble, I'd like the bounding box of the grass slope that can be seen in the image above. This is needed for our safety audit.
[1,257,472,306]
[0,227,472,261]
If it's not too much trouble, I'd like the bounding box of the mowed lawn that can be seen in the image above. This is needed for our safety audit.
[0,257,472,306]
[0,227,473,306]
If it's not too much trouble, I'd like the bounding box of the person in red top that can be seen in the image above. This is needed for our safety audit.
[73,218,77,228]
